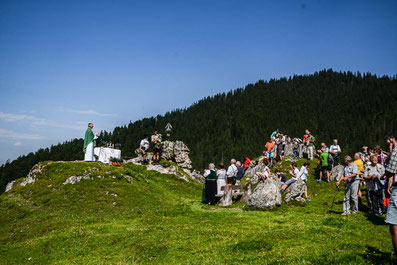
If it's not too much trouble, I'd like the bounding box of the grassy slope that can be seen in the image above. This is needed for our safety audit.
[0,160,393,264]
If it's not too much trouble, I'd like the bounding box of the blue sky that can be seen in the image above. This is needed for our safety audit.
[0,0,396,164]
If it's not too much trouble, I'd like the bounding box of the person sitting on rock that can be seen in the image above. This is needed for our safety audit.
[281,162,300,190]
[138,135,150,165]
[275,169,287,184]
[226,159,238,184]
[216,162,227,196]
[282,162,310,200]
[242,155,252,173]
[202,163,217,205]
[151,130,162,165]
[256,160,271,181]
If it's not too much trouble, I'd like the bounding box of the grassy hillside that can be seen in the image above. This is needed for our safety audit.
[0,159,393,264]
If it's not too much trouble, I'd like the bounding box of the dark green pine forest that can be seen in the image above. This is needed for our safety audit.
[1,69,396,192]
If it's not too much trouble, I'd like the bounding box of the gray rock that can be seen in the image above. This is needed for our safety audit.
[244,161,265,184]
[5,180,15,192]
[246,178,282,209]
[330,165,344,181]
[63,176,82,185]
[191,170,204,183]
[20,164,44,187]
[284,179,306,203]
[284,143,293,157]
[174,141,192,169]
[161,140,175,160]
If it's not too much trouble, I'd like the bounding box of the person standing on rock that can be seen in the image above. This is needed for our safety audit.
[265,139,275,167]
[336,155,359,215]
[83,123,98,162]
[226,159,238,184]
[151,130,162,165]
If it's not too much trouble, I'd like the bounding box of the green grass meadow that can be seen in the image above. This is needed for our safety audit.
[0,159,393,264]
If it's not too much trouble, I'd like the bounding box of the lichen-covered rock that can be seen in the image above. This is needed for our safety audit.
[191,170,204,183]
[284,143,293,157]
[63,176,83,185]
[330,165,344,181]
[5,180,15,192]
[20,164,44,187]
[173,141,192,169]
[246,178,282,209]
[244,161,265,184]
[284,179,306,203]
[161,141,175,161]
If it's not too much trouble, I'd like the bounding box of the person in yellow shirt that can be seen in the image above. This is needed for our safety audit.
[354,153,365,208]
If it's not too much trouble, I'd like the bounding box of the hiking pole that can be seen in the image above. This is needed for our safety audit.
[329,185,340,213]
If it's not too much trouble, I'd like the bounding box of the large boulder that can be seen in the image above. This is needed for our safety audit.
[330,165,344,181]
[246,178,282,209]
[160,140,192,169]
[284,143,293,157]
[284,179,306,203]
[244,161,265,184]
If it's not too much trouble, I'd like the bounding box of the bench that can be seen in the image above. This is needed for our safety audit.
[215,185,245,197]
[217,183,253,206]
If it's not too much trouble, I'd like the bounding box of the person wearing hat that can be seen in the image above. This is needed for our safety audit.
[384,136,397,255]
[336,155,359,215]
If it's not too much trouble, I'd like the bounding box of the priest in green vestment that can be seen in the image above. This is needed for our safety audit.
[84,123,97,161]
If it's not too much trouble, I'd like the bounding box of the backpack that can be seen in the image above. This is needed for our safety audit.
[328,154,334,165]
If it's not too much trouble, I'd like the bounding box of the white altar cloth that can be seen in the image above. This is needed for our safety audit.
[94,147,121,164]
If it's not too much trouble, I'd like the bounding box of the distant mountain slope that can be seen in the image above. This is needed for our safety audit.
[1,69,396,192]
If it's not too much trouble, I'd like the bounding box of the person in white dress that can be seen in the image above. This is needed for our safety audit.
[216,162,227,196]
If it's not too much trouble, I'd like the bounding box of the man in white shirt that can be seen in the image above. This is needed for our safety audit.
[226,159,238,184]
[138,136,150,165]
[329,139,342,166]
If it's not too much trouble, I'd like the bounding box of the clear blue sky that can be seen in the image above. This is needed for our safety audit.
[0,0,396,164]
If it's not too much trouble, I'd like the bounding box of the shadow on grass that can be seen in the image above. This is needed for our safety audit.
[360,246,393,265]
[364,212,387,226]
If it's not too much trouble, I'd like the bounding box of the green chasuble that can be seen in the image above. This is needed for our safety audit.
[201,170,217,203]
[83,128,96,153]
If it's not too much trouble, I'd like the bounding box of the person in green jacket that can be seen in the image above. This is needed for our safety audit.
[84,123,97,162]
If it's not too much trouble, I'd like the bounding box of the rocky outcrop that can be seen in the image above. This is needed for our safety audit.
[161,140,192,169]
[63,175,92,185]
[6,164,45,192]
[191,170,204,183]
[284,179,306,203]
[243,161,265,184]
[330,165,344,181]
[5,181,15,192]
[246,178,282,209]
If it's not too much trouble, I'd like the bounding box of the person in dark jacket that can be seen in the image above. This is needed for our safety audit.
[202,163,218,205]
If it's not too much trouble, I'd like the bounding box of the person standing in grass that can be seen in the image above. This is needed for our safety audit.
[226,159,238,184]
[329,139,342,166]
[203,163,217,205]
[318,149,331,183]
[384,136,397,256]
[216,162,227,196]
[83,123,98,162]
[354,153,365,208]
[307,132,316,160]
[336,156,359,215]
[364,155,385,214]
[236,161,244,185]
